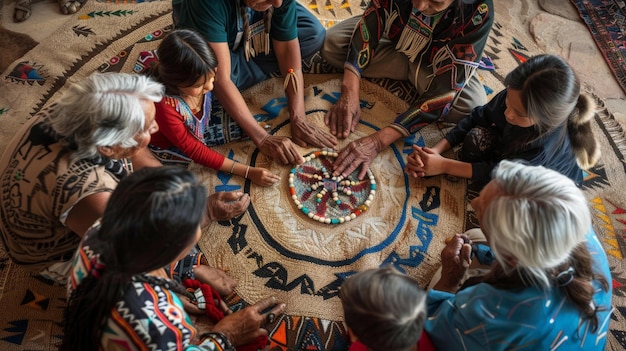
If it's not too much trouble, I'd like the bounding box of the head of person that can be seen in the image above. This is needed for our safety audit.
[339,267,427,351]
[503,54,580,131]
[63,166,207,350]
[154,28,218,97]
[94,166,208,275]
[471,160,590,288]
[46,72,163,160]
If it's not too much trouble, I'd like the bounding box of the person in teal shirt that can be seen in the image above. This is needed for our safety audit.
[172,0,337,164]
[427,160,612,350]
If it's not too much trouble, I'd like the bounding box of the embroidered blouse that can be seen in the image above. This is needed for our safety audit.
[150,93,226,171]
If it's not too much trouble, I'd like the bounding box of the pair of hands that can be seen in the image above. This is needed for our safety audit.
[257,117,338,166]
[405,144,447,178]
[324,91,385,180]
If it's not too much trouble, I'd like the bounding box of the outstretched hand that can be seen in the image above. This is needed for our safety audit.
[324,90,361,139]
[249,167,280,187]
[333,134,382,180]
[205,191,251,222]
[291,116,338,149]
[258,135,304,165]
[212,296,286,347]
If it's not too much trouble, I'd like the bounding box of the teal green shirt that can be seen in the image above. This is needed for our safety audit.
[174,0,298,46]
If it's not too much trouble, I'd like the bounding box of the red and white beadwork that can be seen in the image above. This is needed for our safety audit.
[288,149,376,224]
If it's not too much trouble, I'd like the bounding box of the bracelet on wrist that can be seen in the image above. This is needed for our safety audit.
[229,161,236,174]
[245,165,250,179]
[199,332,235,351]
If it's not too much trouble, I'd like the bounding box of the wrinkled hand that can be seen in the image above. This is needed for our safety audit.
[249,167,280,187]
[291,116,338,149]
[435,234,472,293]
[205,191,250,222]
[193,265,238,297]
[258,135,304,165]
[212,296,286,347]
[324,91,361,139]
[333,134,382,180]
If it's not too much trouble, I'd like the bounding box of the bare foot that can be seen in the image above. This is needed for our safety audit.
[193,265,238,297]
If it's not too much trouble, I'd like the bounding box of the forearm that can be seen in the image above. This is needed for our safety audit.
[213,80,268,145]
[274,39,305,119]
[220,159,251,180]
[441,159,473,179]
[432,138,452,154]
[375,126,403,151]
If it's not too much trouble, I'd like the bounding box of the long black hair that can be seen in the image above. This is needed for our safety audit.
[151,28,218,95]
[61,166,207,350]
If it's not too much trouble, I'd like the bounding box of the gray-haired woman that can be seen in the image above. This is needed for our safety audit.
[0,72,249,283]
[426,160,612,350]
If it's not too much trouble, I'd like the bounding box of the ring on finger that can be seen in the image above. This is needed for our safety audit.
[267,312,276,324]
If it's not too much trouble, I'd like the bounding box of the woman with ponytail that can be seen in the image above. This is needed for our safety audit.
[426,160,612,350]
[406,54,600,187]
[62,166,285,350]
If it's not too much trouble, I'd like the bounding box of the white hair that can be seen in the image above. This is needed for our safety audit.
[483,160,590,288]
[46,73,164,160]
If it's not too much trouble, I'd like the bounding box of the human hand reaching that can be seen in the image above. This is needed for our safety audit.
[324,89,361,139]
[258,135,304,165]
[290,115,337,149]
[333,134,382,180]
[212,296,286,346]
[205,191,250,222]
[248,167,280,187]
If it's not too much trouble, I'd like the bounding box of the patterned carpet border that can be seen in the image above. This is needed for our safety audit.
[570,0,626,95]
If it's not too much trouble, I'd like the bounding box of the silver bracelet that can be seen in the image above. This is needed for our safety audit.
[245,165,250,179]
[229,161,236,174]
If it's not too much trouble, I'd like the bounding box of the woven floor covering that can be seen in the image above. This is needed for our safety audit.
[570,0,626,95]
[0,0,625,350]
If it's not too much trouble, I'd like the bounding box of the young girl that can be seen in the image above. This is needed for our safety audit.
[62,166,285,350]
[149,28,280,186]
[405,54,600,187]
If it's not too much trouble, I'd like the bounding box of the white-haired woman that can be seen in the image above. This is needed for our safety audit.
[426,160,612,350]
[0,73,249,283]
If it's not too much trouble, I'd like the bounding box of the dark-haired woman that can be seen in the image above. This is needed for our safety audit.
[426,161,612,350]
[406,54,600,187]
[63,166,285,350]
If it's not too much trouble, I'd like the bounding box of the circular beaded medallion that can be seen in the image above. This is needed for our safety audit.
[288,150,376,224]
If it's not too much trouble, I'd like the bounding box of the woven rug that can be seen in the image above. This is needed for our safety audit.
[570,0,626,95]
[0,1,625,350]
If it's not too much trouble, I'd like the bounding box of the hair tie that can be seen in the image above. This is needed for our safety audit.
[556,266,575,287]
[90,256,106,280]
[283,68,298,94]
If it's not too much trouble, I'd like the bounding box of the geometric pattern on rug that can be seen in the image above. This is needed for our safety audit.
[570,0,626,95]
[0,1,625,350]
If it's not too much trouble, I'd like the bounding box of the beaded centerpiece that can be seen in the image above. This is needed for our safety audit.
[288,150,376,224]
